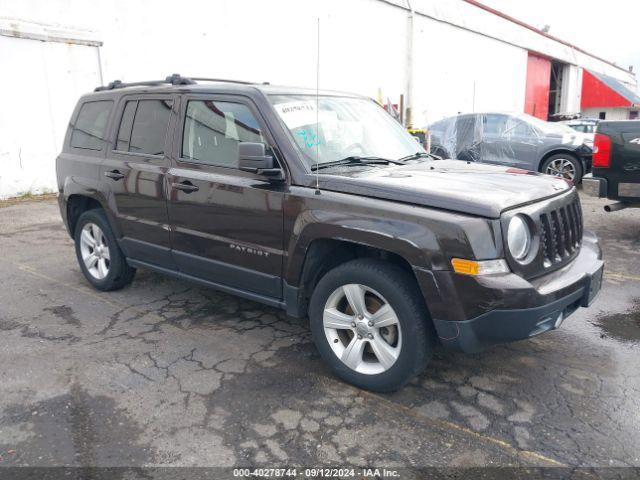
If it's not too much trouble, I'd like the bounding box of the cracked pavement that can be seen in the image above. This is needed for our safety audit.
[0,192,639,473]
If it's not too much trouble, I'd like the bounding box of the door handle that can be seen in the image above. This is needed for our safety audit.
[171,181,199,193]
[104,170,125,181]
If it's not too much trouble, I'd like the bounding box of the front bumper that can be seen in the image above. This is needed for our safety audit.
[415,231,603,353]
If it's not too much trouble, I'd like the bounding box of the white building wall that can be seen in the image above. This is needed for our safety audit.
[0,25,101,199]
[0,0,409,96]
[581,107,638,121]
[407,0,637,87]
[412,14,527,125]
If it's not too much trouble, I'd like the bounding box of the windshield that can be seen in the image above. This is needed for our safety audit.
[269,95,423,168]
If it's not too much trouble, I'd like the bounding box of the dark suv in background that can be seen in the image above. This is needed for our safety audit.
[429,112,593,183]
[56,75,603,391]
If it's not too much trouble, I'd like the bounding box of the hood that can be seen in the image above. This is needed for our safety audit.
[318,160,571,218]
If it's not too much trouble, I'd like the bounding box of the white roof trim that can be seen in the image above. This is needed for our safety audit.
[0,17,102,47]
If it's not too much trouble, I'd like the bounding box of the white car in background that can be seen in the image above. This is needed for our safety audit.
[559,119,598,147]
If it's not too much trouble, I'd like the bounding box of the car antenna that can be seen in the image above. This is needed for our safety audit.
[315,17,321,195]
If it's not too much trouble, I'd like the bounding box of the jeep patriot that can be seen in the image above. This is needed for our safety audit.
[56,74,604,391]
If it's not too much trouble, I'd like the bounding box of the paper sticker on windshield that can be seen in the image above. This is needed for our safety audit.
[274,101,317,129]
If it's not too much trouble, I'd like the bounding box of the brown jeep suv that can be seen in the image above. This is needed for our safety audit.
[56,74,604,391]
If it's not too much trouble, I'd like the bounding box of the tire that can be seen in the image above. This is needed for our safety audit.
[74,209,136,291]
[541,153,583,183]
[309,258,435,392]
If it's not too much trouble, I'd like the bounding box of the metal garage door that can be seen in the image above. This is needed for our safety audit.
[524,52,551,120]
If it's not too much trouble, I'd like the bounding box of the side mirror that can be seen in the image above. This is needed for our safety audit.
[238,142,283,179]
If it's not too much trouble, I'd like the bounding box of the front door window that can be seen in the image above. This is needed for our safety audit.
[181,100,265,167]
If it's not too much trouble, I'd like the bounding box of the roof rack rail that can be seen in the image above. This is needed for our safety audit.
[94,73,268,92]
[189,77,269,85]
[94,73,195,92]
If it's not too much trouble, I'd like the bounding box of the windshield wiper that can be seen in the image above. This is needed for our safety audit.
[397,151,441,162]
[311,156,405,171]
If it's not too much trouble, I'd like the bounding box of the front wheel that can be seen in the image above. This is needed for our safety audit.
[541,154,583,183]
[309,259,434,392]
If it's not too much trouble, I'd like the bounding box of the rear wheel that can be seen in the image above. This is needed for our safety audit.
[541,154,583,183]
[74,209,135,291]
[309,259,434,392]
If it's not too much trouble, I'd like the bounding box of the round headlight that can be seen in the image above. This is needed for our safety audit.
[507,215,531,261]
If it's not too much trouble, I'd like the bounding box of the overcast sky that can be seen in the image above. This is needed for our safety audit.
[476,0,640,87]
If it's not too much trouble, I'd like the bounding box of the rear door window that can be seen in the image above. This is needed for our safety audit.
[115,99,173,155]
[70,100,113,150]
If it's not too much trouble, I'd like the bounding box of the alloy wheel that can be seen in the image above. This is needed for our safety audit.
[323,283,402,375]
[545,158,576,180]
[79,223,110,280]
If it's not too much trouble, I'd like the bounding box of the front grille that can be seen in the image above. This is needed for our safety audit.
[502,189,584,280]
[539,196,583,268]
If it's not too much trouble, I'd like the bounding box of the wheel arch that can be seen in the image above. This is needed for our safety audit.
[301,238,417,292]
[61,172,113,238]
[285,235,430,320]
[66,194,106,238]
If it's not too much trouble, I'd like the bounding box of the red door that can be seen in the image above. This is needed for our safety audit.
[525,53,551,120]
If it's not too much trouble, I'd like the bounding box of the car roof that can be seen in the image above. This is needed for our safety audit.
[433,111,526,120]
[429,112,522,126]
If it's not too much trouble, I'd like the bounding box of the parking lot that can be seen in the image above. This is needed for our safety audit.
[0,192,638,475]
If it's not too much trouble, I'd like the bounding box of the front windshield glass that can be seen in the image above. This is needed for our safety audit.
[269,95,423,168]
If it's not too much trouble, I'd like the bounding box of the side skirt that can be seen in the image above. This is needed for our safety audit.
[127,258,286,310]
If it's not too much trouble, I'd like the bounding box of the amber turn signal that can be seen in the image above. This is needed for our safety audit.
[451,258,509,276]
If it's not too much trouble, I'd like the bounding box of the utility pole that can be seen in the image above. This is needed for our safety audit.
[405,0,415,128]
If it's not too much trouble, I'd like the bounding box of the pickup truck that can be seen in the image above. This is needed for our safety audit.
[56,74,604,392]
[583,121,640,211]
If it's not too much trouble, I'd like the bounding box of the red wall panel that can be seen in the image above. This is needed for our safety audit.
[581,70,631,109]
[524,53,551,120]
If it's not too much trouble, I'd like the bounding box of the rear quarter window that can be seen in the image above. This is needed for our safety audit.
[70,100,113,150]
